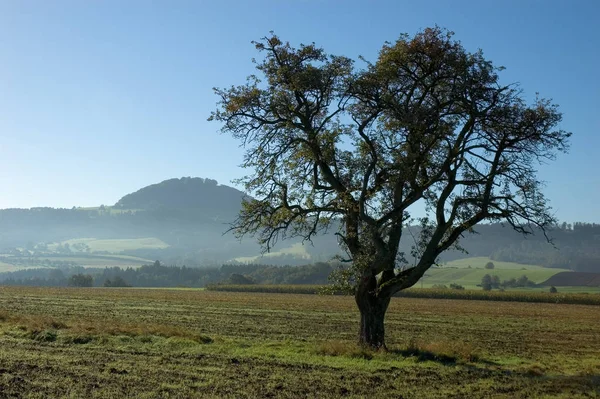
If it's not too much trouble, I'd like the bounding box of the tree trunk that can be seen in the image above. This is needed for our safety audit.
[355,275,391,349]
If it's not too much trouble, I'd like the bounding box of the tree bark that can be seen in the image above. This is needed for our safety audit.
[355,274,391,349]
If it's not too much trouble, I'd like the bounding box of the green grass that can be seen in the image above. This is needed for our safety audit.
[0,287,598,398]
[422,262,569,289]
[234,242,311,263]
[36,255,152,268]
[443,257,547,270]
[51,237,169,253]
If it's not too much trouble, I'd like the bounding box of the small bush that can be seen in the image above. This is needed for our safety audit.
[0,311,10,322]
[549,286,558,293]
[195,335,213,344]
[485,262,495,270]
[29,329,57,342]
[66,335,94,344]
[449,283,465,290]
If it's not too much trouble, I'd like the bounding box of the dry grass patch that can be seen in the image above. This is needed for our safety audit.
[0,309,212,344]
[316,340,374,359]
[69,320,213,344]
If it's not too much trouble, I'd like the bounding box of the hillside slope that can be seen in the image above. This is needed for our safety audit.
[114,177,246,213]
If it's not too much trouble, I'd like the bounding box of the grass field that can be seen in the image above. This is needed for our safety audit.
[421,257,569,289]
[0,261,42,273]
[41,255,153,268]
[0,287,598,398]
[234,242,311,263]
[443,257,548,270]
[51,237,170,253]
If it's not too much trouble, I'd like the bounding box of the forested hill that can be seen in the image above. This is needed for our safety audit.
[445,223,600,272]
[0,177,258,261]
[114,177,246,212]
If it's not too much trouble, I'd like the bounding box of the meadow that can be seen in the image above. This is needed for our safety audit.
[0,287,599,398]
[422,257,569,289]
[50,237,170,253]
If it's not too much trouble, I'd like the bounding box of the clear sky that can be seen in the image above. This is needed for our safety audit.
[0,0,598,222]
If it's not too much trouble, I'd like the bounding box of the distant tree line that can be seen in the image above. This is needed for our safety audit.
[0,261,338,288]
[481,274,537,291]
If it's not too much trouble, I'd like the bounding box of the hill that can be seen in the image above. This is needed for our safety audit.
[0,177,599,272]
[541,272,600,287]
[114,177,246,213]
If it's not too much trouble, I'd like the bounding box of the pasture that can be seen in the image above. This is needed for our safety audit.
[51,237,170,253]
[422,257,569,289]
[0,287,598,398]
[234,242,311,264]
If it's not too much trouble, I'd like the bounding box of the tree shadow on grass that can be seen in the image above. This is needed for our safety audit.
[390,347,464,365]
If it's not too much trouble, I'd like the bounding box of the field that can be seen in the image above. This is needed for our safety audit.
[0,287,599,398]
[40,255,153,268]
[51,237,170,253]
[207,284,600,304]
[0,261,42,273]
[421,257,569,289]
[444,257,551,270]
[234,242,311,263]
[0,255,153,272]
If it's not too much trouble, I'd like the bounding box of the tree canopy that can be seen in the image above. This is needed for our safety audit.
[210,27,571,347]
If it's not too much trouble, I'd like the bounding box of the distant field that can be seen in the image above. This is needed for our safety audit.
[0,261,44,273]
[0,287,598,398]
[0,255,153,271]
[443,257,547,270]
[51,237,169,253]
[417,257,569,289]
[234,242,310,263]
[422,268,568,289]
[37,255,152,268]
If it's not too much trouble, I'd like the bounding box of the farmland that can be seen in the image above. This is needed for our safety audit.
[0,254,152,272]
[0,287,599,398]
[49,237,170,253]
[421,257,569,289]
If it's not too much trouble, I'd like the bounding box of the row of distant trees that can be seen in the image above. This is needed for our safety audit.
[0,261,337,288]
[481,274,536,291]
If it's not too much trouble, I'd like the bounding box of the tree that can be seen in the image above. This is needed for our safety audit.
[227,273,256,285]
[210,27,570,349]
[104,276,131,287]
[485,261,495,269]
[68,274,93,287]
[481,274,493,291]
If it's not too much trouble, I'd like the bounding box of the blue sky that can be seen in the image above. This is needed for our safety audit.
[0,0,598,222]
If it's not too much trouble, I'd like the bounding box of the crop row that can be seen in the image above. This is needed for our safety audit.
[205,284,600,305]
